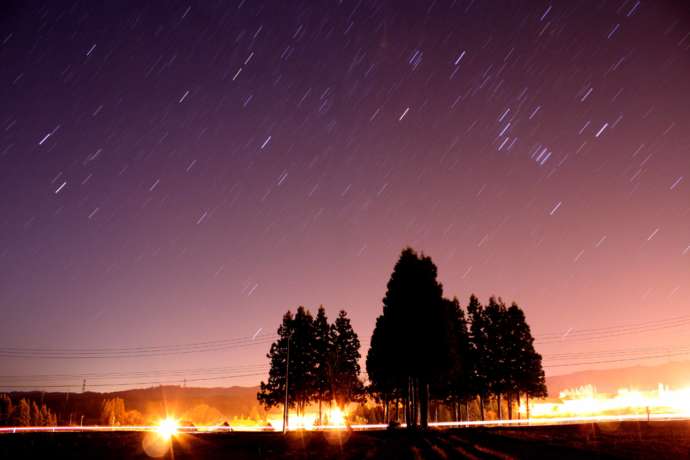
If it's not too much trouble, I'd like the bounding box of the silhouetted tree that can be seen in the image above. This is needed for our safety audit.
[440,297,473,421]
[258,307,317,417]
[468,297,546,420]
[258,311,293,412]
[313,306,332,424]
[483,296,512,419]
[366,314,403,423]
[258,250,547,427]
[367,247,446,429]
[467,295,490,420]
[330,310,365,410]
[289,307,317,415]
[507,302,546,417]
[523,351,547,419]
[501,303,520,419]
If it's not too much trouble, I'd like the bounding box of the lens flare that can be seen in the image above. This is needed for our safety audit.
[156,417,179,440]
[142,432,170,458]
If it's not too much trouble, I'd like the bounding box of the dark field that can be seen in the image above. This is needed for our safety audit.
[3,421,690,459]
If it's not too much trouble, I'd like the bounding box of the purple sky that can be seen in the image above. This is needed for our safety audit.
[1,1,689,392]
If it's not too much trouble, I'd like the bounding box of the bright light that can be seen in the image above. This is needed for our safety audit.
[520,384,690,419]
[327,407,346,427]
[266,413,316,431]
[266,406,349,432]
[289,413,316,430]
[156,418,179,440]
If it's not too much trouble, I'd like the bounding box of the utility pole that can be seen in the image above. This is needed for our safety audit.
[283,333,292,434]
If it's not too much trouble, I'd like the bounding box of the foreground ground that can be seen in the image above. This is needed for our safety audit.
[3,421,690,459]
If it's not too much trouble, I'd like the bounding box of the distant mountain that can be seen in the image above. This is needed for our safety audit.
[546,361,690,397]
[110,385,262,416]
[7,385,266,425]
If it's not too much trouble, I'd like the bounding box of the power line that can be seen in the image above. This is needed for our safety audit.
[535,316,690,345]
[543,344,685,360]
[0,363,269,382]
[535,313,690,338]
[543,349,690,368]
[0,371,267,390]
[4,313,690,387]
[0,334,278,353]
[0,337,276,359]
[0,333,277,353]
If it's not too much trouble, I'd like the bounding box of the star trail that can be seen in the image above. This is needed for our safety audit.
[0,0,689,390]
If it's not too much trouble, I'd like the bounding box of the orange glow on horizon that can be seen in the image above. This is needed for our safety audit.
[267,404,349,431]
[521,384,690,418]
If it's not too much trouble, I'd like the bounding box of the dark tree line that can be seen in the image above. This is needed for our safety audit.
[0,394,58,426]
[257,248,546,430]
[366,248,546,428]
[257,306,364,425]
[466,295,547,421]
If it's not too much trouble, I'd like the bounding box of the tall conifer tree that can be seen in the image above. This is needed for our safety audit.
[330,310,365,410]
[313,306,332,424]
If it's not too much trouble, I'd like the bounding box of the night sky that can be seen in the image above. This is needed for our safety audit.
[1,1,689,391]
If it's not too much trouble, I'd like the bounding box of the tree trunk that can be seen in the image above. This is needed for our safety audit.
[517,393,521,420]
[405,381,410,426]
[395,397,400,421]
[479,396,485,421]
[507,393,513,420]
[454,401,459,422]
[407,377,417,428]
[420,381,429,429]
[526,394,530,420]
[497,393,502,420]
[412,377,417,428]
[465,400,470,422]
[383,395,389,423]
[319,397,322,426]
[414,378,420,427]
[408,378,412,427]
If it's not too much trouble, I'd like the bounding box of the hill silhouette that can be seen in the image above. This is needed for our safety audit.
[7,385,265,425]
[546,360,690,396]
